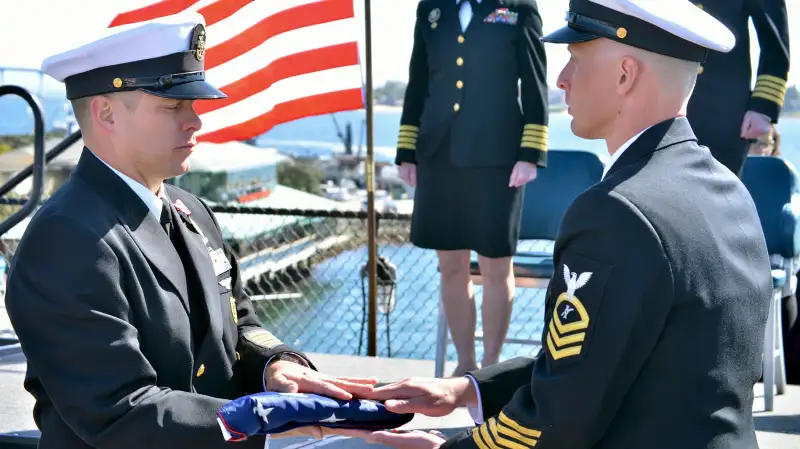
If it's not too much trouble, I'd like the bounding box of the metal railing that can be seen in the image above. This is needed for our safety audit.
[0,199,549,362]
[0,86,48,237]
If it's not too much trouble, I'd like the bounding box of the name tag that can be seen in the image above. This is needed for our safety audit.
[208,247,232,275]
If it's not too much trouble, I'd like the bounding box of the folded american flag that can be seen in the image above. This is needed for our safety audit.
[216,392,415,442]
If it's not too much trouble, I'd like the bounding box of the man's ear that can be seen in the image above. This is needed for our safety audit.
[91,95,116,132]
[617,56,640,96]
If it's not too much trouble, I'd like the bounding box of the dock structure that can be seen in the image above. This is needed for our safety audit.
[2,349,799,448]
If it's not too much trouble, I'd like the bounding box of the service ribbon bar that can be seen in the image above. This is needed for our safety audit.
[521,124,548,151]
[752,74,788,107]
[397,125,419,150]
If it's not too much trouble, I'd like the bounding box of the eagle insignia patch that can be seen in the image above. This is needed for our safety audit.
[546,264,592,360]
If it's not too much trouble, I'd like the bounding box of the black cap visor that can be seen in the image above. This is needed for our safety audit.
[541,24,600,44]
[140,78,227,100]
[64,51,227,100]
[542,12,624,44]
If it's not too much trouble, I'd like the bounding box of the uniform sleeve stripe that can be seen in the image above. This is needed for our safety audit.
[474,424,497,449]
[399,125,420,131]
[521,136,548,146]
[243,329,283,348]
[495,421,539,446]
[489,417,537,448]
[498,412,542,438]
[755,80,788,95]
[754,83,787,98]
[521,142,548,151]
[756,74,788,89]
[471,426,492,449]
[752,91,785,107]
[523,130,548,138]
[523,124,548,132]
[397,137,417,144]
[398,130,419,137]
[397,144,417,150]
[752,88,786,105]
[522,132,548,140]
[753,83,786,97]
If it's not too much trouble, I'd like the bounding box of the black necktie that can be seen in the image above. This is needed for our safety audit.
[160,197,173,237]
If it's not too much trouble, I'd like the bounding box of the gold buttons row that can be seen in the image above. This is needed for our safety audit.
[454,34,466,113]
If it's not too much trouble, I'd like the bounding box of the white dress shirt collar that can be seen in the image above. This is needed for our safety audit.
[90,151,165,220]
[601,126,651,180]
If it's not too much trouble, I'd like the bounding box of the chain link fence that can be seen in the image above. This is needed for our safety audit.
[0,199,550,362]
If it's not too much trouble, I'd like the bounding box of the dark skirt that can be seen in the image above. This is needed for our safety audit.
[410,139,523,258]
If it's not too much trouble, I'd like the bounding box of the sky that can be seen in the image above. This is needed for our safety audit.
[1,0,800,95]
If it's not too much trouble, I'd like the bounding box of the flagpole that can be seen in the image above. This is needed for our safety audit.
[363,0,378,357]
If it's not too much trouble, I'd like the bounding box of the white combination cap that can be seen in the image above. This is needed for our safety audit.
[541,0,736,62]
[41,12,226,100]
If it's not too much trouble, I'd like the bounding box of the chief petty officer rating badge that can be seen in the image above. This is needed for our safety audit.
[547,264,592,360]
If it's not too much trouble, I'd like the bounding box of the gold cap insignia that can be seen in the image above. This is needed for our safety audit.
[428,8,440,23]
[190,24,206,61]
[616,27,627,39]
[113,78,123,88]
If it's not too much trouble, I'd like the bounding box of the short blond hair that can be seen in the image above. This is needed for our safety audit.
[69,91,143,130]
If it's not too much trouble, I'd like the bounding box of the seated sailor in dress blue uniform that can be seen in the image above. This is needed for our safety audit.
[339,1,775,448]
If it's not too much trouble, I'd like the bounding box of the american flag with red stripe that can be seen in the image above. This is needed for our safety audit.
[109,0,365,143]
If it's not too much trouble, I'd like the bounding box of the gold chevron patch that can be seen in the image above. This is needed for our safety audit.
[472,412,542,449]
[752,74,788,107]
[397,124,419,150]
[546,292,590,360]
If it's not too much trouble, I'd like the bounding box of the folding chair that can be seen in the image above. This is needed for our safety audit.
[741,155,800,411]
[434,150,605,377]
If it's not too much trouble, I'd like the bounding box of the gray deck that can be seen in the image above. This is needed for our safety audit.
[2,350,800,448]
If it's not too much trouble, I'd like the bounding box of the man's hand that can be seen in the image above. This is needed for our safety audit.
[509,161,538,187]
[399,163,417,187]
[362,376,477,417]
[265,361,378,401]
[337,429,447,449]
[740,110,772,140]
